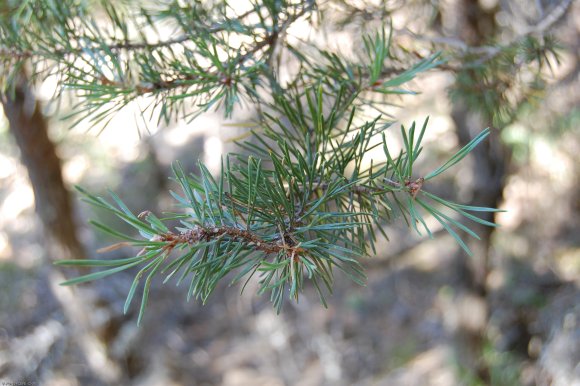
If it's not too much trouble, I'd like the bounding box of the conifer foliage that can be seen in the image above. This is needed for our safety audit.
[1,0,504,323]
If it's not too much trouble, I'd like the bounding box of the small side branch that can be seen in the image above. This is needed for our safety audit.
[156,225,305,256]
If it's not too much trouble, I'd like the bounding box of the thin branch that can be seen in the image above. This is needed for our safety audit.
[522,0,572,35]
[399,0,572,69]
[154,225,305,257]
[0,7,259,60]
[87,3,314,95]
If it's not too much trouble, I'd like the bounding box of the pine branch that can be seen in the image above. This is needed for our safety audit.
[0,35,191,60]
[111,33,278,95]
[56,110,500,320]
[0,5,258,59]
[0,0,516,320]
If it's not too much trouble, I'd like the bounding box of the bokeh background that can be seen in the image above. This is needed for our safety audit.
[1,1,579,385]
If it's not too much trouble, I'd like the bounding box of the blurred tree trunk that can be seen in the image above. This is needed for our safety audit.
[1,75,122,384]
[440,1,509,382]
[444,0,507,294]
[451,107,506,292]
[0,74,86,261]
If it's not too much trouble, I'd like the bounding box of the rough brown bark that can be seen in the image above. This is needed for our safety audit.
[1,76,86,261]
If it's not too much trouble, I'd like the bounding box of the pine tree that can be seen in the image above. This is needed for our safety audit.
[3,0,560,325]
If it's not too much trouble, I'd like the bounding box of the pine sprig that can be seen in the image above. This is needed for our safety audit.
[1,0,315,127]
[57,109,497,319]
[0,0,508,321]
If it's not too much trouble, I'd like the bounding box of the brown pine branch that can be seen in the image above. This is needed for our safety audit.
[119,225,306,259]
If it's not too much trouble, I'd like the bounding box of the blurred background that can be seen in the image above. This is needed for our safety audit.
[0,0,579,385]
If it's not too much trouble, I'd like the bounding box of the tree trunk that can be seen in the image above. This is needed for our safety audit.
[1,76,86,261]
[451,105,507,293]
[442,1,509,382]
[443,0,507,293]
[1,76,123,384]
